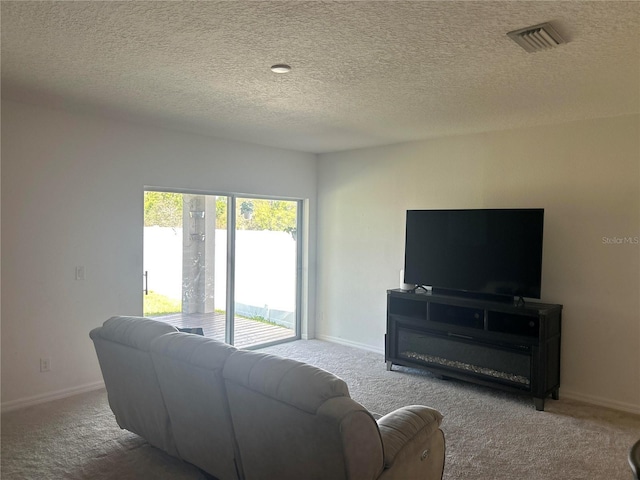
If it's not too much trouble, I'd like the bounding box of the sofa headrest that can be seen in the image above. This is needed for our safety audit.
[151,332,237,369]
[223,349,350,414]
[91,316,178,352]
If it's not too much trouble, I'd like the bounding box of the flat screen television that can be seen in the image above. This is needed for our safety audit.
[403,208,544,300]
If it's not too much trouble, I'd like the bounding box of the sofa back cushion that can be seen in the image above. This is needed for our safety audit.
[89,316,179,457]
[150,332,241,480]
[223,349,384,480]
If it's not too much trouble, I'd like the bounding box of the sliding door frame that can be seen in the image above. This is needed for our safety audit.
[226,195,236,345]
[144,186,303,348]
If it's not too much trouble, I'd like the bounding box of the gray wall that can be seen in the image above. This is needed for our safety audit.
[316,114,639,413]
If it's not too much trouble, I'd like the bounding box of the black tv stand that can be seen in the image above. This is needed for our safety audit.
[429,287,514,304]
[385,289,562,411]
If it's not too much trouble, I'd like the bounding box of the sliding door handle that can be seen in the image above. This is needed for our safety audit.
[143,271,149,295]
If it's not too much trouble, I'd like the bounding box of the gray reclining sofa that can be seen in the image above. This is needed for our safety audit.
[90,316,446,480]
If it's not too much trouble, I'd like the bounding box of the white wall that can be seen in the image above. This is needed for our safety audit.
[3,100,638,415]
[316,114,640,414]
[1,100,317,409]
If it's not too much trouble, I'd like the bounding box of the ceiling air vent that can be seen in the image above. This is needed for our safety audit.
[507,22,565,53]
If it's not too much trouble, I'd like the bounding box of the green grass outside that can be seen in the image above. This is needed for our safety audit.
[144,292,281,328]
[144,291,181,317]
[246,314,279,326]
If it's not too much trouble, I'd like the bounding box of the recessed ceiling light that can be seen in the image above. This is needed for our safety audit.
[271,64,291,73]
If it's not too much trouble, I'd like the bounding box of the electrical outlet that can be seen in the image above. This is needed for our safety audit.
[40,357,51,372]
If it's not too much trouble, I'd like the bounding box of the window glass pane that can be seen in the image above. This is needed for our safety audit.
[234,198,298,348]
[143,192,228,342]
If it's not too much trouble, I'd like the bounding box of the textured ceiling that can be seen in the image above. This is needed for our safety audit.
[2,1,639,153]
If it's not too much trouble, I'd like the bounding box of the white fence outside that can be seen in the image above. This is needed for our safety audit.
[143,227,296,326]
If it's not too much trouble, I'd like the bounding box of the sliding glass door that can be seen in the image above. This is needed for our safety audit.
[232,197,299,347]
[143,190,300,348]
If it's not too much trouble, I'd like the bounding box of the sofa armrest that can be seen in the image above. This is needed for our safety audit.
[377,405,445,480]
[317,396,385,480]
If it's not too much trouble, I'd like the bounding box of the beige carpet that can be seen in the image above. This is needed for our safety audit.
[2,339,639,479]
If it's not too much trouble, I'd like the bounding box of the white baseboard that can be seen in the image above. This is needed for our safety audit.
[314,333,385,355]
[560,388,640,415]
[1,381,105,413]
